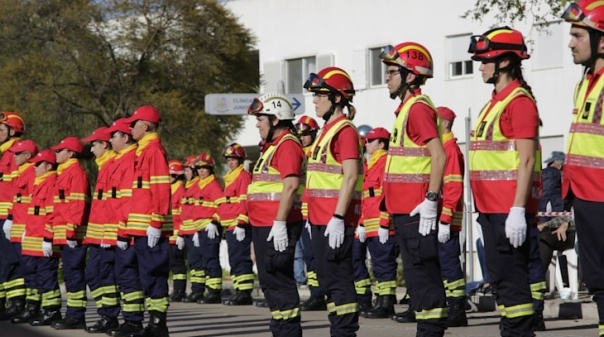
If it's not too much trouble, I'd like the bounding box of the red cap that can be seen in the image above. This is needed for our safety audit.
[106,118,132,135]
[82,127,112,143]
[365,127,391,141]
[50,136,84,154]
[123,105,161,124]
[29,149,56,165]
[436,106,457,122]
[9,140,38,156]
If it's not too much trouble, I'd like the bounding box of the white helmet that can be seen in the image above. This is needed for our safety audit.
[247,93,295,121]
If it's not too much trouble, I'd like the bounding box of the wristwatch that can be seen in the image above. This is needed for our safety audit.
[426,191,439,202]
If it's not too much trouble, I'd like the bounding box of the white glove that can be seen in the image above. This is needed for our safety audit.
[146,226,161,248]
[233,226,246,242]
[356,225,366,243]
[22,231,26,242]
[378,227,389,244]
[267,220,288,252]
[324,216,345,249]
[42,241,53,257]
[305,220,312,239]
[206,222,219,240]
[410,199,438,236]
[117,240,129,251]
[176,236,185,250]
[66,239,78,248]
[438,223,450,244]
[505,207,527,248]
[100,243,111,249]
[193,232,200,247]
[3,219,13,240]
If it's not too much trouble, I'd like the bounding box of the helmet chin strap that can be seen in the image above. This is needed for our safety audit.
[322,94,337,122]
[486,61,500,84]
[266,115,277,142]
[390,67,408,100]
[587,29,604,68]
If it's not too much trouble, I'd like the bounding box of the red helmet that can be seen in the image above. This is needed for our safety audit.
[0,112,25,134]
[562,0,604,32]
[169,160,184,175]
[380,42,434,78]
[195,153,214,168]
[468,27,529,61]
[303,67,355,100]
[223,143,246,161]
[295,115,320,135]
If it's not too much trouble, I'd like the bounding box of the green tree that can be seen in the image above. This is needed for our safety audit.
[0,0,258,162]
[463,0,570,28]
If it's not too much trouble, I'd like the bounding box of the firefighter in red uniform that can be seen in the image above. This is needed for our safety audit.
[303,66,363,337]
[167,160,187,302]
[122,105,172,337]
[468,27,541,336]
[357,127,398,320]
[247,93,305,337]
[4,140,37,323]
[179,155,205,303]
[296,115,327,311]
[191,153,224,304]
[48,136,91,330]
[0,112,26,319]
[379,42,448,336]
[219,143,254,306]
[106,118,144,337]
[81,127,122,333]
[562,1,604,334]
[434,107,467,327]
[22,150,62,326]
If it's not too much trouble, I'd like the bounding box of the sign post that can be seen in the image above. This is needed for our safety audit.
[204,94,305,115]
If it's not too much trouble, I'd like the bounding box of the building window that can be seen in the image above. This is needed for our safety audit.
[286,56,316,93]
[369,46,387,86]
[446,34,473,79]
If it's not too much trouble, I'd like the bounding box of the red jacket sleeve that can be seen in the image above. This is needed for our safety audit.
[66,168,91,238]
[149,147,171,229]
[237,171,252,225]
[440,140,464,224]
[171,183,186,234]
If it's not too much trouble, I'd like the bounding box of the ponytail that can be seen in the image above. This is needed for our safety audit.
[511,63,536,102]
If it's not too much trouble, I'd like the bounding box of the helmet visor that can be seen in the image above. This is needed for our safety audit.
[562,3,587,23]
[379,45,400,63]
[223,145,241,158]
[303,73,329,91]
[468,35,527,55]
[247,98,264,115]
[296,123,313,136]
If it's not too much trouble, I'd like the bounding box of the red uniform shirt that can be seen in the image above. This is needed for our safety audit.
[179,177,201,236]
[195,175,223,227]
[10,163,35,242]
[22,172,58,257]
[0,138,20,220]
[106,144,137,243]
[52,159,91,244]
[440,134,464,230]
[169,180,186,243]
[84,151,115,245]
[217,165,251,231]
[360,150,392,237]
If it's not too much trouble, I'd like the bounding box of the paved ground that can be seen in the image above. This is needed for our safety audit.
[0,294,598,337]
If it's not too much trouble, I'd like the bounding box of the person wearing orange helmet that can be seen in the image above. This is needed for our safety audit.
[303,67,363,336]
[246,93,305,336]
[354,127,398,320]
[191,153,224,305]
[562,1,604,333]
[433,107,467,328]
[217,143,254,306]
[379,42,448,334]
[167,160,187,302]
[0,112,26,320]
[468,27,542,336]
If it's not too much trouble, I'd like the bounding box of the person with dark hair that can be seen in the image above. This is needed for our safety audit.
[167,160,187,302]
[468,26,542,336]
[49,136,91,330]
[247,93,305,337]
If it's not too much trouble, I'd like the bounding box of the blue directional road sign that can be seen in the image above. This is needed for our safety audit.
[204,94,305,115]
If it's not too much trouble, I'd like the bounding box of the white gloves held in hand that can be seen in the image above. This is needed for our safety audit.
[42,241,53,257]
[3,219,13,240]
[66,239,78,248]
[193,232,200,247]
[378,227,389,244]
[437,223,450,244]
[233,226,246,242]
[410,198,438,236]
[505,207,527,248]
[267,220,288,252]
[146,226,161,248]
[176,236,185,250]
[356,225,366,243]
[117,240,129,251]
[324,216,345,249]
[206,222,219,239]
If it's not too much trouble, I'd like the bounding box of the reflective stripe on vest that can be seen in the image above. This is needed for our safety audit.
[306,119,363,203]
[247,133,303,203]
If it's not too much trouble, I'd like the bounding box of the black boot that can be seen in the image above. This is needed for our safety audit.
[392,305,416,323]
[11,302,40,324]
[255,299,269,308]
[107,320,143,337]
[224,291,253,306]
[300,296,327,311]
[358,299,373,317]
[29,308,62,326]
[198,290,221,304]
[364,295,396,319]
[52,315,87,330]
[446,302,468,327]
[183,291,204,303]
[128,311,169,337]
[86,315,119,333]
[169,290,186,302]
[534,313,546,331]
[0,298,25,320]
